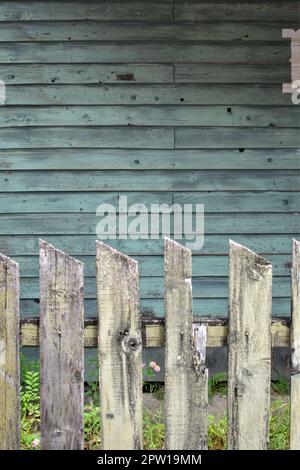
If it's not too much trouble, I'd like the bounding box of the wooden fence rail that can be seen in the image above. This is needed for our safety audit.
[19,315,291,348]
[0,237,299,450]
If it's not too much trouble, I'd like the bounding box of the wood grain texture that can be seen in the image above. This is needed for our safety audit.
[3,84,292,105]
[0,1,173,21]
[0,21,297,42]
[0,43,289,64]
[18,275,291,300]
[20,295,291,319]
[174,2,299,21]
[290,239,300,449]
[0,213,298,235]
[96,241,143,450]
[0,191,173,212]
[228,241,272,450]
[1,149,299,170]
[164,238,208,450]
[0,191,299,214]
[9,253,293,278]
[0,234,296,257]
[0,127,173,149]
[0,0,297,328]
[1,105,298,128]
[101,296,283,317]
[0,2,297,22]
[175,64,290,84]
[0,170,298,191]
[175,127,300,148]
[0,64,173,84]
[39,240,84,450]
[174,190,300,211]
[0,253,20,450]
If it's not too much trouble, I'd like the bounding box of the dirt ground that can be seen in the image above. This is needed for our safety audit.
[143,392,227,419]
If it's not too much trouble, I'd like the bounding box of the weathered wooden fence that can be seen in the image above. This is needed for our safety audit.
[0,238,299,450]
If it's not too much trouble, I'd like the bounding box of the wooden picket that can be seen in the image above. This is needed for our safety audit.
[96,241,143,450]
[0,238,299,450]
[228,241,272,450]
[0,253,20,450]
[164,238,208,450]
[39,240,84,450]
[290,239,300,450]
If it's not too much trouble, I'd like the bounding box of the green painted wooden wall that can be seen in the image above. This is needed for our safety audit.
[0,0,299,320]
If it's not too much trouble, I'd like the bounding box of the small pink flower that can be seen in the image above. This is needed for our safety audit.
[32,439,40,448]
[142,363,146,368]
[154,364,161,373]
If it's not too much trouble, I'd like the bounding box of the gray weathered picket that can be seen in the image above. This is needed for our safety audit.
[228,241,272,450]
[0,253,20,450]
[39,240,84,450]
[96,241,143,450]
[164,238,208,450]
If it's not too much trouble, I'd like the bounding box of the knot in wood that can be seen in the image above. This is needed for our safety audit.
[122,334,141,355]
[74,370,82,383]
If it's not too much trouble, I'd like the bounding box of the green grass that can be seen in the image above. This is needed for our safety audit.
[84,405,101,450]
[206,400,290,450]
[208,415,227,449]
[269,400,289,450]
[208,372,227,398]
[143,408,165,450]
[271,373,290,396]
[21,393,290,450]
